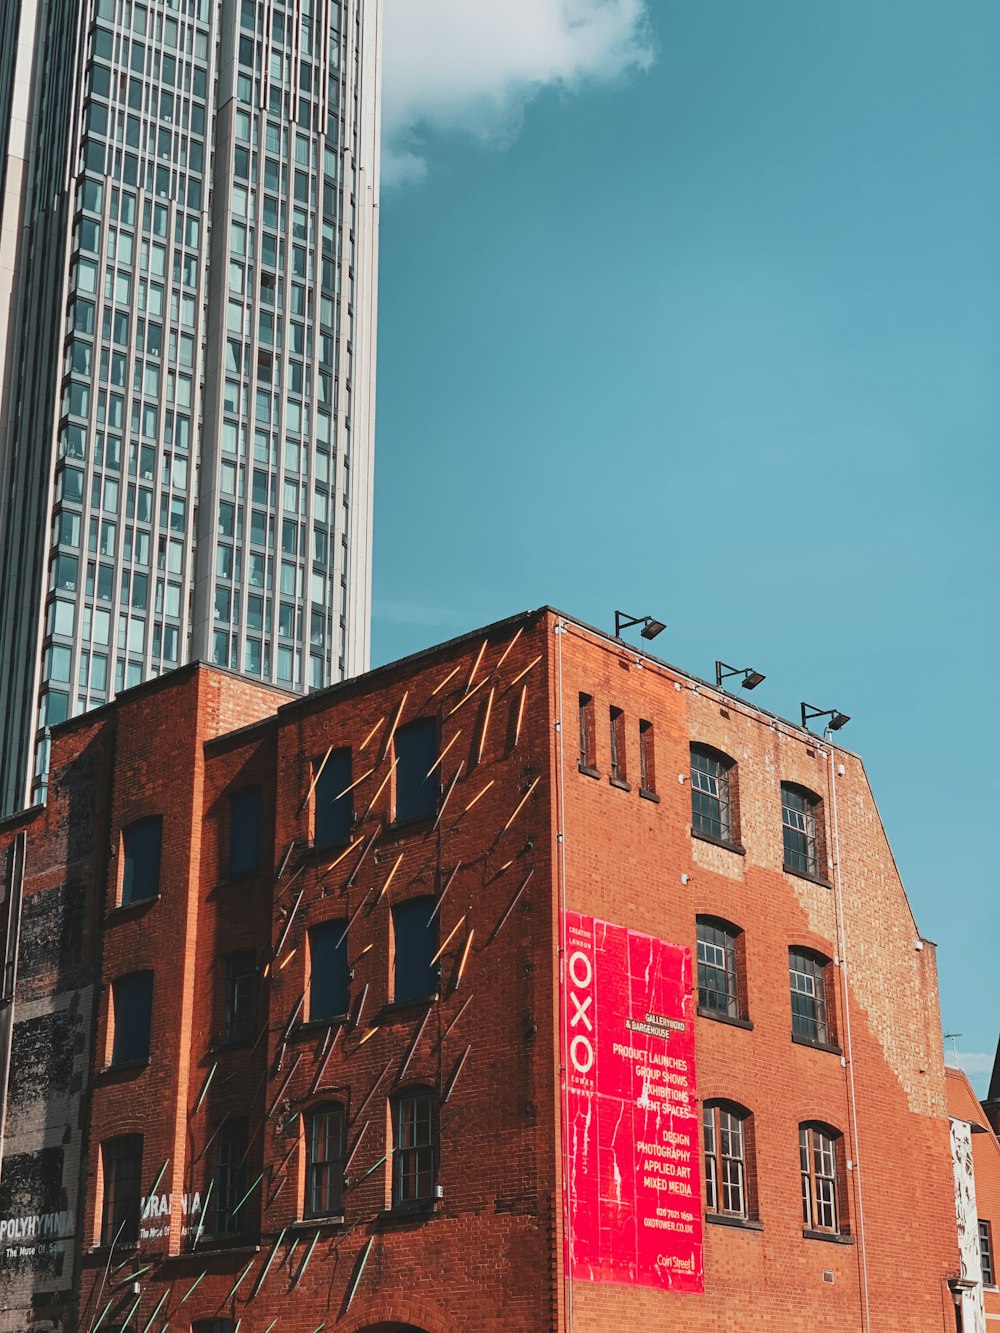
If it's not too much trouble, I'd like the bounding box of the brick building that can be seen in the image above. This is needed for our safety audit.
[947,1058,1000,1331]
[0,606,963,1331]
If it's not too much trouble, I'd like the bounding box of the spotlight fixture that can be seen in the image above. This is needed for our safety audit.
[801,703,851,733]
[715,661,766,692]
[614,611,666,641]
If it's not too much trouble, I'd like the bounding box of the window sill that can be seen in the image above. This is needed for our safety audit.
[609,776,631,792]
[217,868,263,887]
[802,1228,853,1246]
[791,1033,842,1056]
[692,829,746,856]
[783,863,832,889]
[697,1007,753,1031]
[377,1200,440,1226]
[179,1239,261,1257]
[378,995,438,1022]
[210,1036,255,1054]
[706,1213,763,1232]
[98,1058,150,1077]
[296,1014,349,1037]
[577,763,600,780]
[106,894,160,923]
[385,813,436,837]
[287,1215,345,1231]
[639,788,660,804]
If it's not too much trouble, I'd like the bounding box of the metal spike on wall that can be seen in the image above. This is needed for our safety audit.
[320,834,363,876]
[262,1319,279,1333]
[425,728,462,778]
[230,1172,264,1220]
[508,653,542,689]
[343,1236,375,1312]
[192,1064,217,1115]
[380,690,409,763]
[190,1180,214,1248]
[225,1257,256,1303]
[396,1006,432,1082]
[440,993,474,1045]
[494,626,524,673]
[356,1024,380,1047]
[120,1292,143,1330]
[292,1229,322,1289]
[447,673,490,717]
[431,661,463,697]
[345,827,381,888]
[359,715,385,752]
[374,851,404,904]
[465,637,489,694]
[272,887,305,960]
[299,745,333,814]
[266,1053,302,1118]
[179,1272,207,1306]
[454,929,475,992]
[344,1120,370,1170]
[443,1044,472,1102]
[351,1060,392,1125]
[357,759,397,825]
[276,841,297,880]
[513,684,528,749]
[428,861,462,924]
[336,886,373,949]
[474,687,495,767]
[333,765,375,803]
[309,1027,341,1097]
[430,914,467,967]
[139,1289,169,1333]
[500,777,540,836]
[250,1228,286,1300]
[351,982,370,1031]
[90,1299,114,1333]
[432,763,464,831]
[352,1152,387,1186]
[278,948,297,971]
[460,779,494,816]
[489,869,535,943]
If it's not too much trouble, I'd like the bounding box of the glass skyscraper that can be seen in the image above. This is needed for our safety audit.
[0,0,381,812]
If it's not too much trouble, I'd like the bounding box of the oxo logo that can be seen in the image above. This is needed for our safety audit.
[568,949,595,1075]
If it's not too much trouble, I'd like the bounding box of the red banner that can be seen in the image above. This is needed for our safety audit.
[561,911,703,1292]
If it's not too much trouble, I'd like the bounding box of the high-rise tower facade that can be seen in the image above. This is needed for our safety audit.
[0,0,381,812]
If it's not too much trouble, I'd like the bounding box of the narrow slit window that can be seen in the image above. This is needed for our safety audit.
[100,1134,143,1245]
[305,1103,345,1218]
[308,919,349,1021]
[578,693,596,772]
[228,786,262,877]
[609,707,627,784]
[222,949,256,1044]
[639,719,655,794]
[392,1088,436,1206]
[314,747,352,847]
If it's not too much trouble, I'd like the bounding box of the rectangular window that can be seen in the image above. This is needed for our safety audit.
[313,748,352,847]
[691,746,733,843]
[696,919,740,1019]
[800,1125,841,1234]
[305,1104,345,1218]
[110,971,153,1066]
[578,693,596,772]
[782,783,821,876]
[393,1090,436,1207]
[789,948,831,1046]
[121,815,162,905]
[981,1220,995,1287]
[392,897,438,1004]
[101,1134,143,1245]
[393,718,437,824]
[639,720,656,794]
[228,786,262,877]
[307,920,349,1021]
[214,1117,250,1235]
[223,950,256,1044]
[703,1104,749,1219]
[609,707,627,785]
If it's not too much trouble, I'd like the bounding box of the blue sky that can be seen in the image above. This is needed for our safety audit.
[371,0,999,1092]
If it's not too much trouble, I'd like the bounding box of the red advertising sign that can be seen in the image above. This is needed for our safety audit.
[561,911,703,1292]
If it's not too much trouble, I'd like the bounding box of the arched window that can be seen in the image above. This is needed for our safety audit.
[690,745,739,846]
[799,1123,847,1236]
[781,783,825,878]
[788,947,836,1048]
[696,917,748,1022]
[392,1088,437,1208]
[703,1101,756,1221]
[305,1102,345,1218]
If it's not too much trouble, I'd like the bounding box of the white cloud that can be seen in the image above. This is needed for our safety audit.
[381,0,655,185]
[954,1051,996,1078]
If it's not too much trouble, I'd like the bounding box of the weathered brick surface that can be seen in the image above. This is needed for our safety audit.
[0,609,961,1332]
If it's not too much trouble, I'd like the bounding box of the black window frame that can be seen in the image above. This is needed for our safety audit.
[703,1100,755,1222]
[696,917,746,1022]
[121,815,162,906]
[578,693,596,774]
[227,785,262,879]
[391,896,438,1005]
[222,948,256,1045]
[690,745,738,846]
[392,1087,437,1208]
[639,718,656,795]
[781,782,824,879]
[110,970,153,1067]
[307,919,350,1022]
[789,946,835,1048]
[313,747,353,848]
[393,717,438,825]
[981,1219,995,1288]
[213,1116,250,1236]
[304,1102,345,1219]
[100,1133,143,1246]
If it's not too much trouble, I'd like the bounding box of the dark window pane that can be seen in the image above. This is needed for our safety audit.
[111,971,153,1065]
[393,1090,436,1206]
[782,784,818,875]
[789,949,829,1045]
[228,786,261,877]
[392,897,437,1004]
[314,748,352,846]
[394,718,437,823]
[308,920,349,1020]
[306,1103,345,1217]
[122,816,162,904]
[696,920,738,1018]
[223,949,256,1044]
[691,747,731,842]
[214,1118,249,1235]
[101,1134,143,1245]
